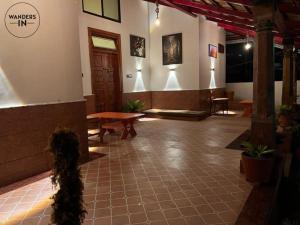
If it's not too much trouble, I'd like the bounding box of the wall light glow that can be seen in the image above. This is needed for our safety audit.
[133,71,146,92]
[133,58,146,92]
[0,66,23,108]
[209,58,216,89]
[164,69,181,91]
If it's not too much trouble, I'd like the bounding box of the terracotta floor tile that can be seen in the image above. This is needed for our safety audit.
[94,207,111,218]
[184,216,206,225]
[0,117,253,225]
[149,220,168,225]
[196,204,214,214]
[159,201,176,210]
[179,207,198,217]
[210,203,229,212]
[112,206,128,216]
[127,204,144,214]
[112,215,130,225]
[146,210,165,221]
[129,212,147,224]
[167,218,188,225]
[144,203,160,212]
[94,216,111,225]
[201,213,223,224]
[218,210,237,223]
[163,208,181,219]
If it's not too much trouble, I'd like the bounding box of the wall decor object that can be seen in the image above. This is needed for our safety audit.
[130,35,146,58]
[218,44,225,53]
[209,44,218,58]
[162,33,182,65]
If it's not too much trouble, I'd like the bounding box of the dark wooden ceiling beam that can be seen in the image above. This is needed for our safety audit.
[173,0,252,19]
[244,5,253,15]
[159,0,198,17]
[207,17,255,31]
[278,3,300,14]
[192,8,254,25]
[227,2,237,11]
[223,0,253,6]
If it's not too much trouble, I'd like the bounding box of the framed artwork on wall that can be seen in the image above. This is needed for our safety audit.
[218,44,225,53]
[130,35,146,58]
[209,44,218,58]
[162,33,182,65]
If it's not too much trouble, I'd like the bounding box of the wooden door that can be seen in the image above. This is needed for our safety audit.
[92,51,120,112]
[89,28,122,112]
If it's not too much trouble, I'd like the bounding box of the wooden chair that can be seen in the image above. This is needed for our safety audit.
[209,90,229,114]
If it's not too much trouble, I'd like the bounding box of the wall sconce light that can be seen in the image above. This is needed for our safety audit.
[137,69,142,72]
[170,68,176,72]
[210,68,215,71]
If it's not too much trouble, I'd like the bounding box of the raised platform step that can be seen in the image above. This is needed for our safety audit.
[143,109,209,121]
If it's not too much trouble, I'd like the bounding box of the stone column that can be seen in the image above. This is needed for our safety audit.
[282,37,295,106]
[251,8,276,148]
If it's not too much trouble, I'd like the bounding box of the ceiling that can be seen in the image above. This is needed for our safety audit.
[143,0,300,47]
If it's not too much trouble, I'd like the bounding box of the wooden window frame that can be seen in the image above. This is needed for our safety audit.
[82,0,121,23]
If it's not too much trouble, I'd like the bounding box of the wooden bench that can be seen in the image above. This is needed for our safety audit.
[99,121,131,143]
[87,112,144,144]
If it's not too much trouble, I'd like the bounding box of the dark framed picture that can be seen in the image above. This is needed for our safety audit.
[162,33,182,65]
[209,44,218,58]
[130,35,146,58]
[218,44,225,53]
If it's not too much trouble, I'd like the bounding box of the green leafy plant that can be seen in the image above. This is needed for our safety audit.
[48,128,86,225]
[279,105,293,116]
[123,100,144,112]
[242,142,275,159]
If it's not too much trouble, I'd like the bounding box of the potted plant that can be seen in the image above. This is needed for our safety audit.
[123,99,144,113]
[48,128,86,225]
[278,105,293,129]
[241,142,276,183]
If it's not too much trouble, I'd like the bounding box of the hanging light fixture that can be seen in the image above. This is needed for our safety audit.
[244,34,252,50]
[155,0,160,26]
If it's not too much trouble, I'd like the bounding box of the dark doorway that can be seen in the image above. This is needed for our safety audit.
[88,28,122,112]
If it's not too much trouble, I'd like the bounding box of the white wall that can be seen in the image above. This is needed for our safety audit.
[149,4,200,91]
[0,0,83,108]
[79,0,151,95]
[199,16,226,90]
[148,5,226,91]
[226,81,300,107]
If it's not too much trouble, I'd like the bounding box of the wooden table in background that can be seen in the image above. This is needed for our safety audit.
[240,100,253,117]
[87,112,144,143]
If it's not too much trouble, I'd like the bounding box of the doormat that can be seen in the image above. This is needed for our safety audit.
[226,129,250,151]
[0,151,106,195]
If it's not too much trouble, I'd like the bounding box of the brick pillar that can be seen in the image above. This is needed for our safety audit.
[282,37,295,106]
[251,13,276,148]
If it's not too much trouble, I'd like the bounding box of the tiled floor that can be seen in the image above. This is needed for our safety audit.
[0,115,253,225]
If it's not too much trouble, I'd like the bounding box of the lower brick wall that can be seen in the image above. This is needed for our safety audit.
[122,92,152,110]
[121,88,227,112]
[0,100,89,187]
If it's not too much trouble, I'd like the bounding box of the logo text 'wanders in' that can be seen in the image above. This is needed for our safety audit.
[5,2,40,38]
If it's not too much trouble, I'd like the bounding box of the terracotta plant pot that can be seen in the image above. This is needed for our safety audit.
[278,114,290,128]
[241,153,275,183]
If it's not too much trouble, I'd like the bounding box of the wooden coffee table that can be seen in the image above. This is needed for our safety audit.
[240,100,253,117]
[87,112,144,143]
